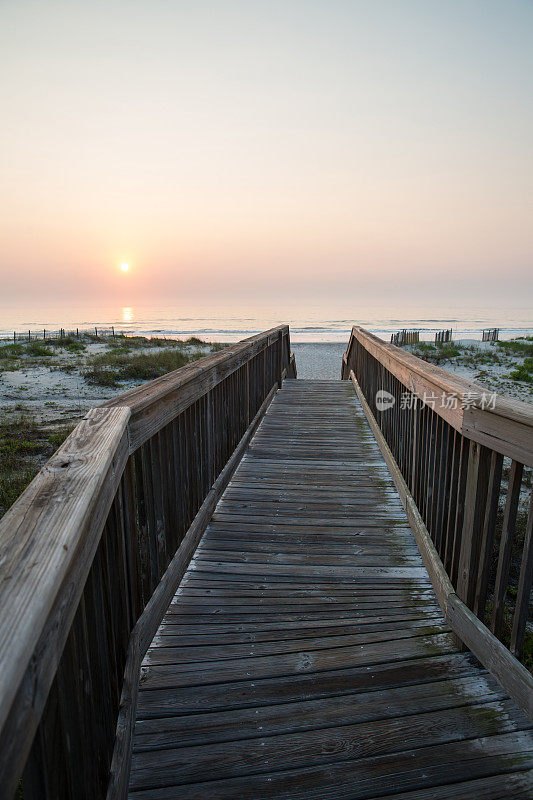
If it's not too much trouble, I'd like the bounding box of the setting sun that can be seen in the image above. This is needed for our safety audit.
[120,262,130,273]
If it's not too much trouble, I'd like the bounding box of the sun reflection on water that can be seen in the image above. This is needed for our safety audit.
[122,307,134,323]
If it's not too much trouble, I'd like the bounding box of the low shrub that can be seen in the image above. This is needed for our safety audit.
[85,347,202,386]
[498,339,533,357]
[509,357,533,384]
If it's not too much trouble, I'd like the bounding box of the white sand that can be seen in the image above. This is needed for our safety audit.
[407,339,533,402]
[291,342,346,380]
[0,339,211,425]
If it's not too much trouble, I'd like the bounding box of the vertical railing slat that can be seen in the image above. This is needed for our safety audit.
[457,441,491,611]
[510,491,533,656]
[473,451,504,619]
[491,460,524,638]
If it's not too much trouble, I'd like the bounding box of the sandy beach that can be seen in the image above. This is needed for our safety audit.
[0,336,220,424]
[291,342,346,379]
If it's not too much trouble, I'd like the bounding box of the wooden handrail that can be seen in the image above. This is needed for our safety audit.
[343,326,533,465]
[104,326,291,449]
[343,325,533,718]
[0,325,293,799]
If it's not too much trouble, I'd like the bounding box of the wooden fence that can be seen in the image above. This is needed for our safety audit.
[390,329,419,346]
[342,326,533,718]
[435,329,452,344]
[0,326,295,800]
[11,327,116,341]
[482,328,500,342]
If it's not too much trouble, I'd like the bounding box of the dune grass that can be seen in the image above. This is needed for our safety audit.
[409,338,533,392]
[509,357,533,384]
[1,333,223,381]
[497,336,533,358]
[410,342,464,365]
[0,340,54,371]
[85,347,207,387]
[105,334,208,351]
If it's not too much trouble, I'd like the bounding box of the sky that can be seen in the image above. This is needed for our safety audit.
[0,0,532,309]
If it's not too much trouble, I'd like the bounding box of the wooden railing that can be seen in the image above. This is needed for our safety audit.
[343,326,533,718]
[0,326,295,800]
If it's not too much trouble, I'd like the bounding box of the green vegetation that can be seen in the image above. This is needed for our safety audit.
[85,347,205,387]
[497,337,533,357]
[48,426,75,448]
[1,333,217,383]
[407,336,533,399]
[26,341,52,357]
[105,334,208,351]
[411,342,462,365]
[0,339,53,370]
[410,340,506,367]
[0,343,25,371]
[522,633,533,673]
[0,414,74,517]
[509,357,533,384]
[0,344,25,357]
[47,336,87,353]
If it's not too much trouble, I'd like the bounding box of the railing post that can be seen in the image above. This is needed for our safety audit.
[277,330,283,389]
[206,391,214,487]
[245,361,250,425]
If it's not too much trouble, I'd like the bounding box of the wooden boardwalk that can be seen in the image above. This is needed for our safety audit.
[128,381,533,799]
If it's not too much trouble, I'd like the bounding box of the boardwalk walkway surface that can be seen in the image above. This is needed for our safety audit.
[128,381,533,799]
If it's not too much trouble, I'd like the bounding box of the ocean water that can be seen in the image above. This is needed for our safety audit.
[0,303,531,343]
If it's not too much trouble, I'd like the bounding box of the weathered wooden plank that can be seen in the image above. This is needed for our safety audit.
[131,700,530,790]
[133,674,506,747]
[136,651,484,715]
[106,383,278,799]
[127,376,533,800]
[129,731,533,799]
